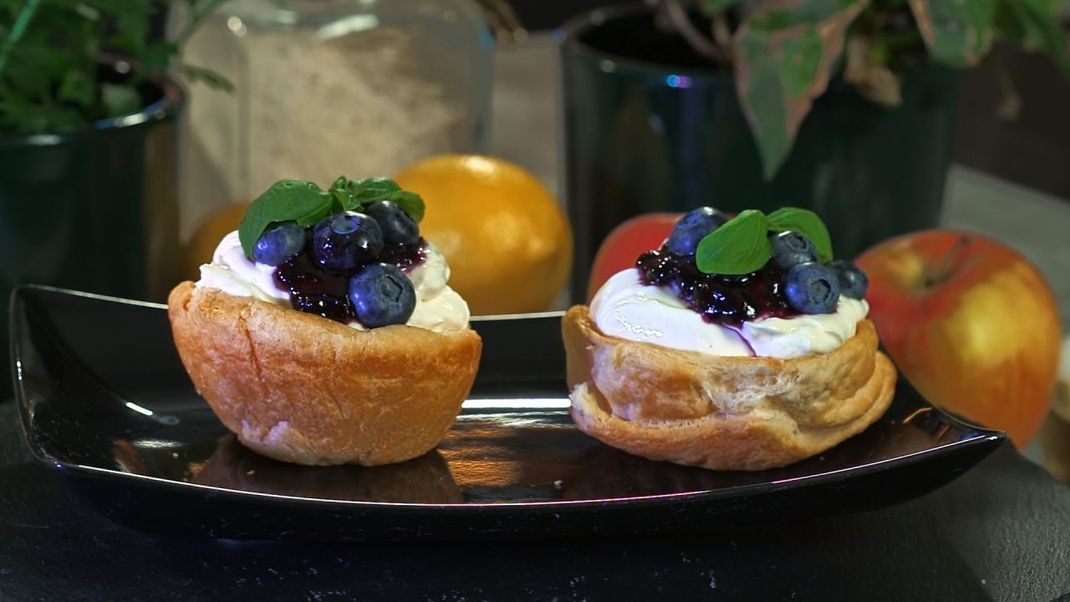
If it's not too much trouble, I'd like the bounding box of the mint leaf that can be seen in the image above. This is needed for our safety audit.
[696,209,773,275]
[344,177,402,206]
[328,176,363,211]
[766,207,833,261]
[386,190,426,224]
[340,177,426,223]
[238,180,336,258]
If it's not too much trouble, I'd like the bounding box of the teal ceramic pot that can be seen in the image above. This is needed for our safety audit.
[1,77,184,396]
[561,5,957,301]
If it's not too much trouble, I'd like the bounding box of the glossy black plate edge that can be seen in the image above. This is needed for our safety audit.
[9,284,571,466]
[10,285,1007,541]
[47,433,1005,542]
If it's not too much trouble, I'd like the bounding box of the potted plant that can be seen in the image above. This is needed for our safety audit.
[0,0,226,395]
[561,0,1070,300]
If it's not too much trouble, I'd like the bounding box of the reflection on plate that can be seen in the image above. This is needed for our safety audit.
[12,286,1005,540]
[192,436,463,504]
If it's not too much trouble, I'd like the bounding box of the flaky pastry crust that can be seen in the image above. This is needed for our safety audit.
[562,305,896,470]
[168,281,481,466]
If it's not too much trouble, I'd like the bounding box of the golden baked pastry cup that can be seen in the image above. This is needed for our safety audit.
[562,305,896,471]
[168,281,482,466]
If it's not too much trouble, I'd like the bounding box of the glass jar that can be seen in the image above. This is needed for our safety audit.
[174,0,493,238]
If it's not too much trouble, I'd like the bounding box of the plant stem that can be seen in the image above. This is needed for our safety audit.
[175,0,229,45]
[990,52,1022,121]
[712,13,733,62]
[662,0,729,64]
[0,0,42,77]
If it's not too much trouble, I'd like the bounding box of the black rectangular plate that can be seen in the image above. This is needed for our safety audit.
[11,285,1004,540]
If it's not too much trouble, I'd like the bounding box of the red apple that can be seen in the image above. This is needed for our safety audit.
[587,212,681,301]
[857,230,1061,447]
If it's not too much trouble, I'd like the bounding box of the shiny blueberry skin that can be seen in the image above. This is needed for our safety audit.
[784,262,840,314]
[769,230,818,269]
[252,221,305,266]
[829,260,869,299]
[311,211,384,272]
[665,207,727,255]
[348,263,417,328]
[365,201,419,246]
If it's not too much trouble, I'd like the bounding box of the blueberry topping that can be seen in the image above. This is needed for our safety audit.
[365,201,419,246]
[829,260,869,299]
[311,211,384,272]
[637,250,792,325]
[348,263,417,328]
[769,230,818,269]
[252,221,305,266]
[275,238,426,324]
[665,207,727,255]
[784,262,840,315]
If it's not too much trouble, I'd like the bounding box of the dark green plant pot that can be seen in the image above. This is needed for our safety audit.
[1,78,184,397]
[561,5,957,301]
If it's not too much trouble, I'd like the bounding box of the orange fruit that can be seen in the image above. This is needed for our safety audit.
[182,201,249,280]
[394,155,572,315]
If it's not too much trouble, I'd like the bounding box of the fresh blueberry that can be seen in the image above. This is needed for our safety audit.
[252,221,305,266]
[365,201,419,246]
[829,260,869,299]
[312,211,384,272]
[348,263,416,328]
[769,231,818,269]
[665,207,727,255]
[784,262,840,314]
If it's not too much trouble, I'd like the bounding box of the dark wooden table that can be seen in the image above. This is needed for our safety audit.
[1,400,1068,601]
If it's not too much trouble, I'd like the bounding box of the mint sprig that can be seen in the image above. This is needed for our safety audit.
[238,180,333,258]
[766,207,833,261]
[695,207,833,275]
[331,177,425,223]
[696,210,773,275]
[238,176,426,259]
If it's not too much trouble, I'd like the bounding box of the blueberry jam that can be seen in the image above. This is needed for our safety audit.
[273,234,427,324]
[635,248,798,326]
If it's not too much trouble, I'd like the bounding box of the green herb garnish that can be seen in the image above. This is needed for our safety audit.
[330,177,425,223]
[766,207,833,262]
[238,176,426,259]
[695,210,773,275]
[695,207,833,275]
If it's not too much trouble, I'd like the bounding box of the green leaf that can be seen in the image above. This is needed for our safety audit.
[908,0,997,67]
[734,0,869,179]
[179,62,235,92]
[101,83,141,117]
[342,177,402,206]
[114,0,150,55]
[141,41,179,76]
[766,206,834,260]
[696,209,773,275]
[238,180,337,258]
[327,176,363,211]
[704,0,745,13]
[57,69,93,105]
[386,190,426,224]
[998,0,1070,72]
[338,177,426,223]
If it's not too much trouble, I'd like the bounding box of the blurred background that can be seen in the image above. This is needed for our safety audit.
[1,0,1068,482]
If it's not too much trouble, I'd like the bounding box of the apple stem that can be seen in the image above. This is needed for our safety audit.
[923,235,970,289]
